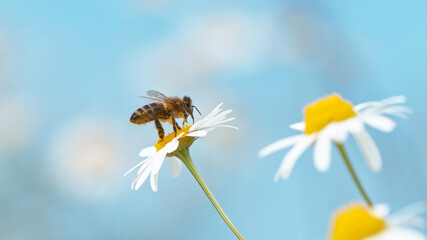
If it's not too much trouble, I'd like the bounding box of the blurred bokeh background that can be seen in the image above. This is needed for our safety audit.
[0,0,426,239]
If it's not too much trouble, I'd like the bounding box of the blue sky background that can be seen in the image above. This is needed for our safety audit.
[0,0,426,239]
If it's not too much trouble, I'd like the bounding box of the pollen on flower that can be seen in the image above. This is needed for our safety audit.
[155,125,192,151]
[329,204,387,240]
[304,94,356,134]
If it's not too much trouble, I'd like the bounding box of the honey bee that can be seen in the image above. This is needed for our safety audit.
[130,90,201,139]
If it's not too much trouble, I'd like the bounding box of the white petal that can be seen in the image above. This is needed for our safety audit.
[204,103,223,120]
[354,96,407,112]
[212,117,235,126]
[345,118,365,135]
[290,122,305,131]
[196,116,235,131]
[148,153,167,192]
[366,227,427,240]
[133,160,153,190]
[162,134,183,154]
[353,129,382,172]
[274,135,315,181]
[168,157,182,178]
[380,106,413,118]
[201,109,233,128]
[189,121,237,134]
[190,119,206,132]
[137,156,153,174]
[379,95,407,106]
[354,101,378,112]
[313,134,332,172]
[139,146,157,157]
[389,202,427,228]
[198,103,222,123]
[150,151,167,177]
[400,217,425,228]
[191,107,227,130]
[372,204,390,219]
[186,130,208,137]
[361,114,396,133]
[124,159,147,177]
[150,171,159,192]
[190,114,212,131]
[258,135,305,158]
[212,125,238,130]
[327,122,350,143]
[188,103,235,136]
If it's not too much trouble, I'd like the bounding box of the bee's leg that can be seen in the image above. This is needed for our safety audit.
[171,117,181,137]
[182,114,188,125]
[154,119,165,139]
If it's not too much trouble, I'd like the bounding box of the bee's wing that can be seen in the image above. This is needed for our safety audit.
[140,96,162,102]
[147,90,170,100]
[141,90,173,103]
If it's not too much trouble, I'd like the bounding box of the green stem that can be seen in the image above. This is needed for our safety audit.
[335,143,373,206]
[176,148,245,240]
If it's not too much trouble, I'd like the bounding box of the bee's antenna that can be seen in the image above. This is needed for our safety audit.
[193,106,201,115]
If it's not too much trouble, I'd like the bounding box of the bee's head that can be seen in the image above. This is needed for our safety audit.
[183,95,193,117]
[183,96,201,123]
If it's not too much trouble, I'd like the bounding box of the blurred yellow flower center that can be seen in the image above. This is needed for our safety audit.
[155,125,191,151]
[330,204,387,240]
[304,94,356,134]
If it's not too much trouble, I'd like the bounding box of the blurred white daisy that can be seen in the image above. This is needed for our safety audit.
[329,202,427,240]
[124,103,237,191]
[49,118,125,200]
[259,94,411,181]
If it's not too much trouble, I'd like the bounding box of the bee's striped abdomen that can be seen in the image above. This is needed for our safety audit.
[130,102,166,125]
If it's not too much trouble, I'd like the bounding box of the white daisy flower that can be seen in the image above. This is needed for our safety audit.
[329,202,427,240]
[259,94,411,181]
[49,117,124,200]
[124,103,237,191]
[125,103,245,239]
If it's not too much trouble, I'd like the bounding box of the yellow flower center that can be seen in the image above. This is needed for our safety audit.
[304,94,356,134]
[155,125,192,151]
[330,204,387,240]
